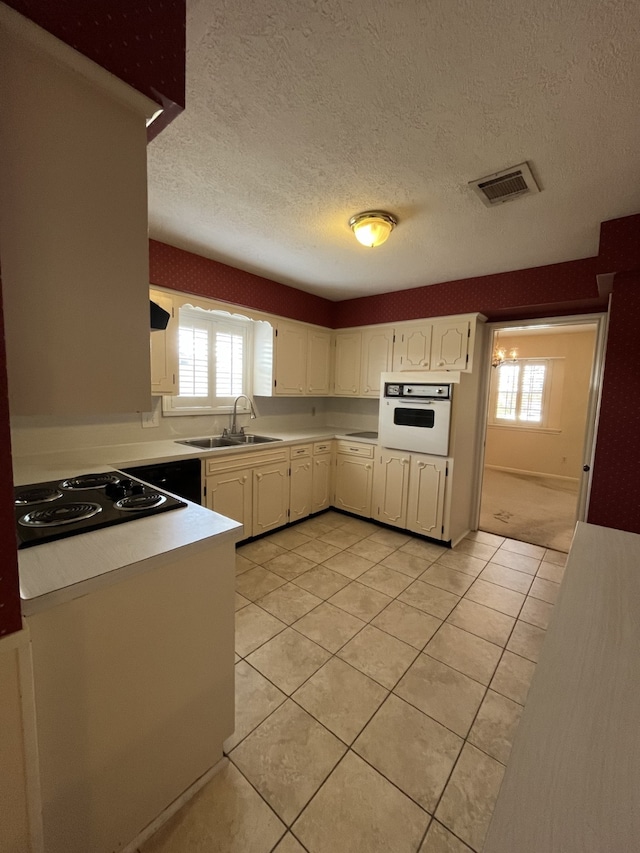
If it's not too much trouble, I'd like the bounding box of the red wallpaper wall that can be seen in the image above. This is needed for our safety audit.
[334,257,605,327]
[149,240,334,328]
[597,212,640,274]
[3,1,186,140]
[587,270,640,532]
[0,282,21,638]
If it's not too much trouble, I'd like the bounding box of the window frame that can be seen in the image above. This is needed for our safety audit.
[488,357,562,432]
[162,305,253,416]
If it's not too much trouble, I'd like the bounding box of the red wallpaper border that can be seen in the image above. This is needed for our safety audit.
[149,240,334,328]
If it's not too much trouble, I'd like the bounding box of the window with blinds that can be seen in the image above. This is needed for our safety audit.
[491,359,554,427]
[164,307,251,414]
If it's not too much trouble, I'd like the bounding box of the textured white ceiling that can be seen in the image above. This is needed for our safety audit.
[147,0,640,300]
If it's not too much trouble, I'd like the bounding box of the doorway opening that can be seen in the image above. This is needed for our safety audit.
[477,316,604,552]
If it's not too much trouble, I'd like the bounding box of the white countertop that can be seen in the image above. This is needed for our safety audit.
[14,427,378,613]
[484,521,640,852]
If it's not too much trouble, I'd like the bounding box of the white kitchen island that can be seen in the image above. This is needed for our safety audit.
[17,466,242,853]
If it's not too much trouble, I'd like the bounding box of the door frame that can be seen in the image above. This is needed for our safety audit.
[472,310,609,532]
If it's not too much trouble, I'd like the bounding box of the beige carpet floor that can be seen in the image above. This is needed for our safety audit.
[479,468,578,552]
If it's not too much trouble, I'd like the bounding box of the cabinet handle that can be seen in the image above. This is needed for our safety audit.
[402,458,409,464]
[352,387,357,392]
[364,385,370,392]
[366,464,372,470]
[420,360,428,366]
[437,360,444,366]
[299,385,303,391]
[242,476,248,483]
[417,462,426,469]
[256,473,263,481]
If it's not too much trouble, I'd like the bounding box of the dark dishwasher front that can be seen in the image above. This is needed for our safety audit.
[121,458,202,505]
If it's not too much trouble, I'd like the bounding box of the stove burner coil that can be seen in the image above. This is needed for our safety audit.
[15,487,63,506]
[19,502,103,528]
[114,494,167,511]
[60,473,121,490]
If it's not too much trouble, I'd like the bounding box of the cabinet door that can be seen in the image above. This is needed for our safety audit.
[361,327,394,397]
[392,324,432,371]
[205,468,253,538]
[290,446,313,521]
[333,332,362,396]
[150,289,178,395]
[307,329,332,395]
[431,320,470,370]
[275,322,307,395]
[373,450,410,528]
[406,455,447,539]
[253,461,290,535]
[312,453,333,513]
[334,454,373,517]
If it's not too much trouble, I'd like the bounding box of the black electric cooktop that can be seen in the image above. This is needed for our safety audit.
[15,471,187,549]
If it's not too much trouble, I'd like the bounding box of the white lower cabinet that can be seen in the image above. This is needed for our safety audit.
[205,447,290,539]
[311,441,333,513]
[373,449,411,528]
[373,449,449,540]
[289,445,313,522]
[205,464,253,536]
[334,441,374,517]
[406,454,448,539]
[253,461,290,535]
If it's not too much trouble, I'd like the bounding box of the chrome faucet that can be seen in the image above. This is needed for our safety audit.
[225,394,257,437]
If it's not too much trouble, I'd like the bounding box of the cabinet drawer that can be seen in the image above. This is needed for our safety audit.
[290,443,312,459]
[335,440,374,458]
[313,441,333,455]
[205,446,289,476]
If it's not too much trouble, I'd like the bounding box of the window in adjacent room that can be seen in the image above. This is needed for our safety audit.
[489,358,563,430]
[163,306,252,415]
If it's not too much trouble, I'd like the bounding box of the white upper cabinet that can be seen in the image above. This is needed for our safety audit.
[306,329,332,395]
[333,332,362,396]
[431,319,471,370]
[0,13,157,415]
[274,322,308,395]
[360,327,394,397]
[255,320,332,396]
[150,289,178,395]
[392,324,433,370]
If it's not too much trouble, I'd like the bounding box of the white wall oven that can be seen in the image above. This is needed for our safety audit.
[379,373,453,455]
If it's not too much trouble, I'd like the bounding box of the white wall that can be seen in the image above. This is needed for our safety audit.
[0,630,41,853]
[484,329,596,478]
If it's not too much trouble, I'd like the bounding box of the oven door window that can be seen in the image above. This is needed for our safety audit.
[393,407,435,428]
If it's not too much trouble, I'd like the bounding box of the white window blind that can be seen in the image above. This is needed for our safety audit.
[492,359,553,427]
[164,306,252,415]
[179,321,209,397]
[215,331,244,397]
[496,364,519,420]
[520,363,546,422]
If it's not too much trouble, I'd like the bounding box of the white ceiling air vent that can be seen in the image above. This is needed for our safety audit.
[469,161,540,207]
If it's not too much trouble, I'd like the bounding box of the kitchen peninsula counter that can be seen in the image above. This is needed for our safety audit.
[484,521,640,852]
[13,426,375,613]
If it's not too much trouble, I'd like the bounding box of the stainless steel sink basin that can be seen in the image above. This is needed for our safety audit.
[228,434,281,444]
[175,437,236,449]
[175,434,281,449]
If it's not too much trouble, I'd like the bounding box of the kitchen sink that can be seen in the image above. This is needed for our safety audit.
[346,431,378,439]
[175,434,281,449]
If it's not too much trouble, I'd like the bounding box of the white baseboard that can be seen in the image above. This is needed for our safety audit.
[484,465,579,485]
[121,756,229,853]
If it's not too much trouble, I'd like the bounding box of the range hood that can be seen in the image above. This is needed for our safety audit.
[150,299,170,331]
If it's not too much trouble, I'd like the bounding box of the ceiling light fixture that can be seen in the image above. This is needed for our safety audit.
[349,210,397,248]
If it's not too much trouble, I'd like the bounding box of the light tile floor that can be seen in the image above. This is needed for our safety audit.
[140,511,567,853]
